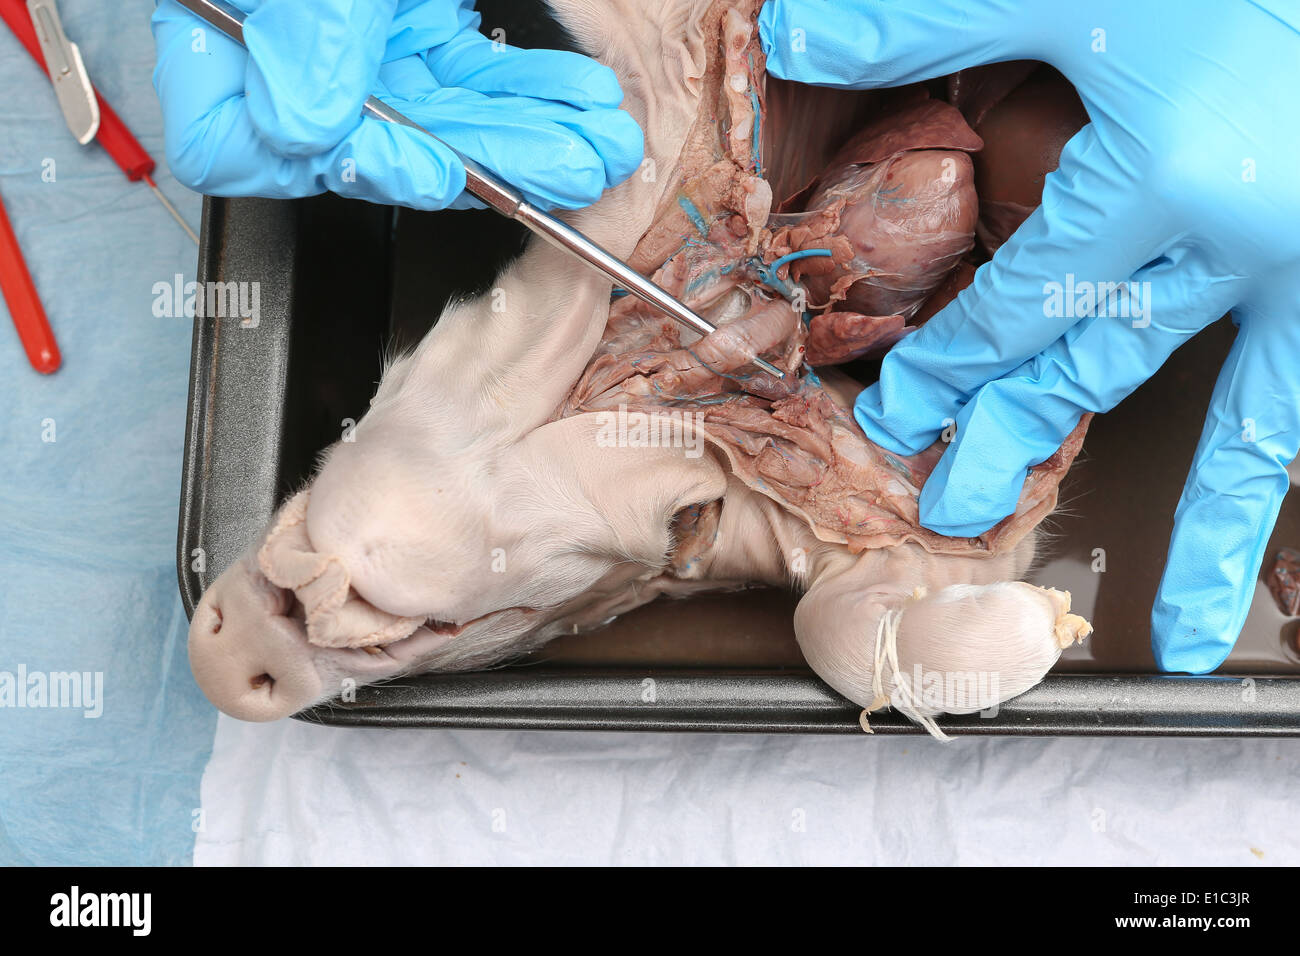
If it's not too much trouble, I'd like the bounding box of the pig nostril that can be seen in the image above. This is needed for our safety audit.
[209,606,223,635]
[249,673,274,691]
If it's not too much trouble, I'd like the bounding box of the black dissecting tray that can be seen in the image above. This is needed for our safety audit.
[176,0,1300,735]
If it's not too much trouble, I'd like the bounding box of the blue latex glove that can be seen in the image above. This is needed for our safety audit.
[760,0,1300,673]
[151,0,644,210]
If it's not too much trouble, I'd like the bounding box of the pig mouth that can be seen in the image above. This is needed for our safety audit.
[560,0,1088,559]
[359,618,465,656]
[254,488,535,652]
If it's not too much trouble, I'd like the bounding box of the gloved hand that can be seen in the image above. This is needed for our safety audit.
[151,0,644,210]
[760,0,1300,673]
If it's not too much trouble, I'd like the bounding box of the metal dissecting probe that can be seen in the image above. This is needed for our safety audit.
[174,0,784,379]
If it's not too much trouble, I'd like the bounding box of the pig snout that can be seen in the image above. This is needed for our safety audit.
[189,553,326,721]
[189,540,455,720]
[188,484,454,720]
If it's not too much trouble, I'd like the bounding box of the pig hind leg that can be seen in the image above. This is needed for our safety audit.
[793,546,1090,737]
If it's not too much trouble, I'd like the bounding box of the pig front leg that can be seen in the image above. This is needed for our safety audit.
[794,541,1090,737]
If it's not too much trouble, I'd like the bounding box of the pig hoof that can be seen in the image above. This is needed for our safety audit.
[1035,586,1094,648]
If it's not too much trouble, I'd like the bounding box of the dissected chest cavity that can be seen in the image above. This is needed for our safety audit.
[561,0,1086,559]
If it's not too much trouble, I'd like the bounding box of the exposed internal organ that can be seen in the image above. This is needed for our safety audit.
[771,94,982,355]
[1268,548,1300,617]
[562,3,1087,559]
[953,63,1089,255]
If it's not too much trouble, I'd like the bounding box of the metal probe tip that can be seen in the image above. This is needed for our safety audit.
[145,175,199,246]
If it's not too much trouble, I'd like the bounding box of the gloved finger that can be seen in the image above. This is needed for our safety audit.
[316,116,467,210]
[855,125,1168,456]
[149,94,330,199]
[242,0,399,156]
[385,0,464,61]
[382,87,644,208]
[374,52,447,102]
[758,0,1055,90]
[380,51,602,118]
[916,251,1247,537]
[512,97,645,190]
[371,63,486,208]
[153,78,466,211]
[423,31,629,112]
[384,0,627,111]
[156,0,350,200]
[378,55,643,193]
[152,1,257,192]
[152,0,248,118]
[1152,289,1300,673]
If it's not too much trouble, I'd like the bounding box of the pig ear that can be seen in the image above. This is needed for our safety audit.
[514,412,728,561]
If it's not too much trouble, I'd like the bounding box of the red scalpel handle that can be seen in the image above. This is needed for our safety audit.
[0,193,60,374]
